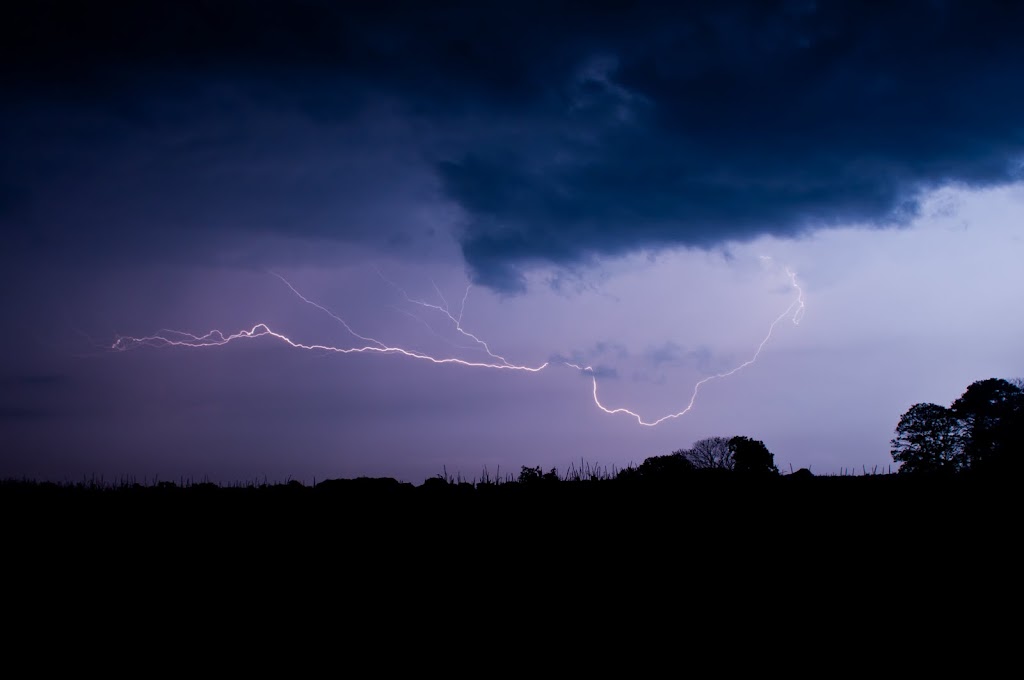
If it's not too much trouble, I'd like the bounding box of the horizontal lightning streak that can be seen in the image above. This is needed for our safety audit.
[113,324,548,371]
[112,264,805,427]
[113,273,547,372]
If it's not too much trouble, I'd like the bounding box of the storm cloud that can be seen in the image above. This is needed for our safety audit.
[3,1,1023,289]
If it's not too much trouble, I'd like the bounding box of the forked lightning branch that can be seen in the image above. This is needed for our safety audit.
[113,264,805,426]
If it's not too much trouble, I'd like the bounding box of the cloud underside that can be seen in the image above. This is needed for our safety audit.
[3,2,1023,288]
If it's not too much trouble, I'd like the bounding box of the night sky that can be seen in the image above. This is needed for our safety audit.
[2,1,1022,484]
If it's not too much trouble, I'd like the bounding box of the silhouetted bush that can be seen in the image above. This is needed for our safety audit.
[730,436,779,476]
[637,452,694,480]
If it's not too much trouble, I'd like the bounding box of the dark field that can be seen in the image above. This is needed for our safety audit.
[4,471,1016,640]
[5,472,1013,551]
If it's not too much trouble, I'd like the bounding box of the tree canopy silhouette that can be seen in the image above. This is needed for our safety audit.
[681,436,734,470]
[637,451,694,480]
[892,378,1023,475]
[891,403,963,475]
[729,436,779,476]
[951,378,1024,473]
[636,435,779,481]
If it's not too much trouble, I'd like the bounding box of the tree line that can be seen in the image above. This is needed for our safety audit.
[615,376,1022,483]
[605,434,781,482]
[891,378,1023,475]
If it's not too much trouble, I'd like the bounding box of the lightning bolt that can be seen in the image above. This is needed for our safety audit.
[564,267,805,426]
[269,272,387,349]
[374,268,514,367]
[387,305,483,352]
[112,274,548,373]
[112,263,805,426]
[113,324,547,371]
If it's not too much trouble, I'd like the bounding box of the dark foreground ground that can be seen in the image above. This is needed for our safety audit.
[3,473,1017,650]
[4,472,1015,551]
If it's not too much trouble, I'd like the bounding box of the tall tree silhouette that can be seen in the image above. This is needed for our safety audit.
[951,378,1023,474]
[890,403,963,475]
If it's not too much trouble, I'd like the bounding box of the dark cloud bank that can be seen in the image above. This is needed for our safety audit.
[3,1,1023,289]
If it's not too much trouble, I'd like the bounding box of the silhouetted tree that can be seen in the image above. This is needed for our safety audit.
[951,378,1024,474]
[891,378,1023,475]
[729,436,779,475]
[682,436,734,470]
[890,403,963,474]
[637,451,694,480]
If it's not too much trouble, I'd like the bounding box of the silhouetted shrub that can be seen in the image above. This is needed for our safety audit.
[637,452,694,481]
[730,436,779,476]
